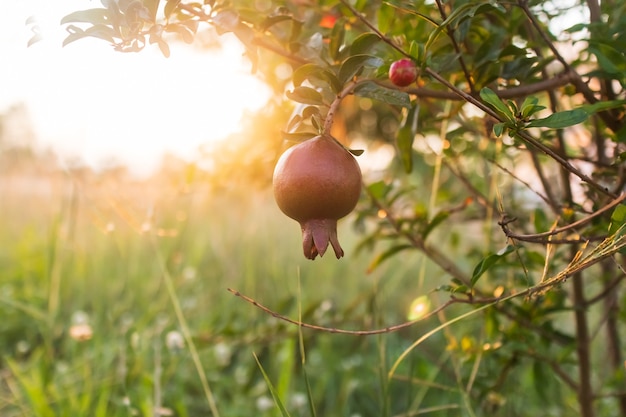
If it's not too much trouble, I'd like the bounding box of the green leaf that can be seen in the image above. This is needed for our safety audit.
[164,0,181,19]
[338,54,384,83]
[367,180,390,200]
[329,18,345,61]
[532,360,554,403]
[301,106,321,120]
[608,204,626,236]
[27,31,43,48]
[425,1,503,52]
[579,99,626,115]
[527,109,588,129]
[260,15,294,32]
[253,353,292,417]
[150,33,170,57]
[350,32,381,55]
[62,24,117,47]
[367,244,414,272]
[286,87,325,105]
[292,64,342,94]
[471,245,515,287]
[493,122,505,137]
[520,96,546,119]
[422,210,450,240]
[480,87,514,121]
[165,23,194,43]
[395,102,419,172]
[354,81,410,107]
[280,131,317,142]
[61,8,110,25]
[533,207,549,234]
[588,42,626,75]
[349,149,365,156]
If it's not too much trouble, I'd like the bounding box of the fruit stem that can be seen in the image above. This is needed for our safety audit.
[323,79,360,136]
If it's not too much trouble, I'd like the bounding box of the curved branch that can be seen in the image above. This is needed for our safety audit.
[227,287,455,335]
[499,193,626,243]
[402,70,578,100]
[323,80,360,135]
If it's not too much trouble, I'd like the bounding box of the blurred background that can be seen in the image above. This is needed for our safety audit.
[0,3,436,417]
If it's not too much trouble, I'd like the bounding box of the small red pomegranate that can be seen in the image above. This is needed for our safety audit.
[273,135,362,260]
[389,58,418,87]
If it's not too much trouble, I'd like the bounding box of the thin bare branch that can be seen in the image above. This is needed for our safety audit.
[499,193,626,243]
[227,288,455,335]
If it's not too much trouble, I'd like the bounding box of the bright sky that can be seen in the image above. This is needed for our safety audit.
[1,1,271,175]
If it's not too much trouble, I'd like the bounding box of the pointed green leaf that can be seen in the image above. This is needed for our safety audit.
[588,42,626,74]
[471,245,515,287]
[292,64,342,94]
[253,353,292,417]
[280,131,317,142]
[579,99,626,115]
[425,1,503,52]
[395,103,419,172]
[367,180,390,200]
[164,0,181,19]
[493,122,505,137]
[608,204,626,236]
[338,54,384,83]
[329,18,345,61]
[396,126,414,173]
[480,87,514,121]
[350,32,381,55]
[27,32,43,47]
[62,24,116,47]
[367,244,414,272]
[354,81,410,107]
[286,86,325,105]
[423,210,450,240]
[520,96,546,118]
[260,15,294,31]
[527,109,588,128]
[61,8,110,25]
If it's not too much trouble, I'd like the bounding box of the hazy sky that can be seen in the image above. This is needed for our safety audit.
[1,1,270,175]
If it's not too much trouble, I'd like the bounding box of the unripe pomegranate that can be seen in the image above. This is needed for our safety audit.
[273,135,362,260]
[389,58,418,87]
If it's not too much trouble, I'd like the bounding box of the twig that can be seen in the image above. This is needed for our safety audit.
[323,80,359,135]
[403,70,577,100]
[432,0,475,93]
[489,158,554,209]
[499,193,626,243]
[227,288,454,335]
[584,264,626,307]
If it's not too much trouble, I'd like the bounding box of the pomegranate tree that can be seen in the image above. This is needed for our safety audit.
[273,135,362,260]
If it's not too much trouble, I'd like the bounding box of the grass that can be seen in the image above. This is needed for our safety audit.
[1,157,593,416]
[1,160,465,417]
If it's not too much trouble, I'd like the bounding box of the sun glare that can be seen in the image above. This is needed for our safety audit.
[1,1,271,175]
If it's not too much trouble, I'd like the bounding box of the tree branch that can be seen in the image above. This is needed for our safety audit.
[499,193,626,244]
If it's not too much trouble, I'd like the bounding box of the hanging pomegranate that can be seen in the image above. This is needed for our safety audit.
[273,135,362,260]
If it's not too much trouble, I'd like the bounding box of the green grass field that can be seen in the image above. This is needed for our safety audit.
[1,157,591,416]
[1,160,471,417]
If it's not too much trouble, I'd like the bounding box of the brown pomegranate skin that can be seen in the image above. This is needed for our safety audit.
[273,135,362,260]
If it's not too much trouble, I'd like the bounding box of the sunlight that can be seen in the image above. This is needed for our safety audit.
[1,1,271,175]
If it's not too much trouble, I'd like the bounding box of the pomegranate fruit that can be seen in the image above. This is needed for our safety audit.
[273,135,362,260]
[389,58,418,87]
